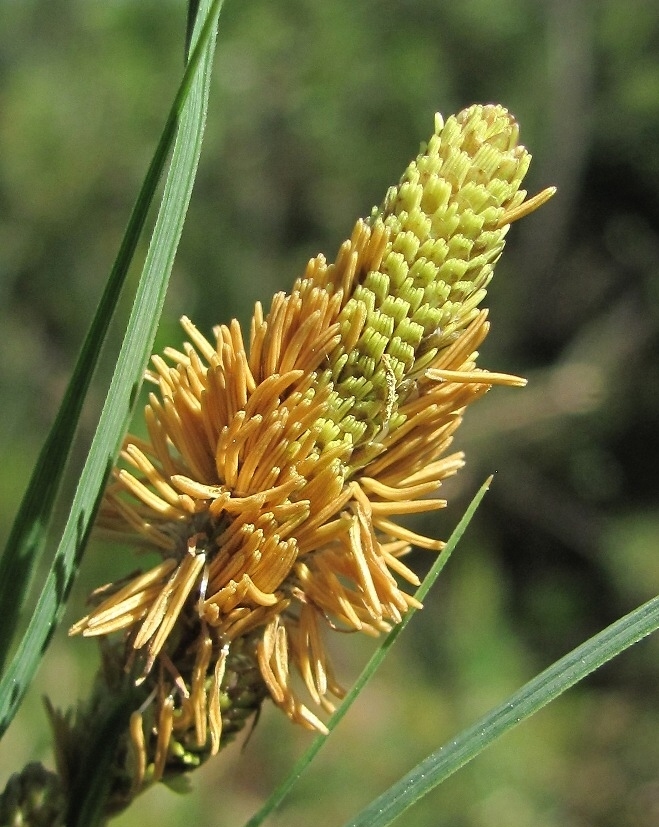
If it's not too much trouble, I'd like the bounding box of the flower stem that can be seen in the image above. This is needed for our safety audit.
[65,682,145,827]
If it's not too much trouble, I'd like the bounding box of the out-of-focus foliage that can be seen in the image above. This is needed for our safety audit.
[1,1,659,826]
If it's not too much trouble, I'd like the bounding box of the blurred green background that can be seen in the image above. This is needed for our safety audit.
[2,0,659,825]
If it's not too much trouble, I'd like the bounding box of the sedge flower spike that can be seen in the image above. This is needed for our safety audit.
[69,104,554,793]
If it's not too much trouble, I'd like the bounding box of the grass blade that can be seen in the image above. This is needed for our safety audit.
[0,0,224,740]
[344,592,659,827]
[242,478,493,827]
[0,0,222,676]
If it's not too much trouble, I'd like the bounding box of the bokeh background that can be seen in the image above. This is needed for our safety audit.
[2,1,659,825]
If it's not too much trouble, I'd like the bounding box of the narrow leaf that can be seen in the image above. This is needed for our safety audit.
[242,478,492,827]
[344,593,659,827]
[0,0,224,740]
[0,0,222,676]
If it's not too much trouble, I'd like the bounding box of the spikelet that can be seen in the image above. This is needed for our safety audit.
[70,105,553,782]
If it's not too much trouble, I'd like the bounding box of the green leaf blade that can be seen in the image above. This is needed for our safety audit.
[242,478,492,827]
[344,593,659,827]
[0,0,225,741]
[0,0,220,676]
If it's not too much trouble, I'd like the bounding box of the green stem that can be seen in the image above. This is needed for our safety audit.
[65,683,145,827]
